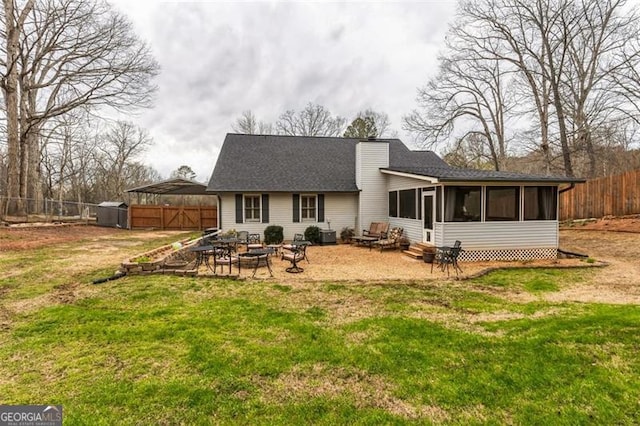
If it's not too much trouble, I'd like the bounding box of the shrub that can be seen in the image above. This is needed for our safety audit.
[340,226,355,243]
[264,225,284,244]
[221,228,237,238]
[304,225,321,244]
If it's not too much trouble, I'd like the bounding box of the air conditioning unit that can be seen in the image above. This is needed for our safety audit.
[319,229,336,245]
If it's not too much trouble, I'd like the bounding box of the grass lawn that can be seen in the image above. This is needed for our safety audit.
[1,234,640,424]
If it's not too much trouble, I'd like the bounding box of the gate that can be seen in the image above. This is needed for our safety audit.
[129,205,217,230]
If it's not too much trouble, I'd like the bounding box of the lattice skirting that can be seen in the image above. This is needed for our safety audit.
[460,248,557,262]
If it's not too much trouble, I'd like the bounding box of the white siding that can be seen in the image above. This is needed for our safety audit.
[387,175,434,191]
[389,218,423,243]
[356,142,389,233]
[440,221,558,250]
[434,222,445,246]
[218,192,357,240]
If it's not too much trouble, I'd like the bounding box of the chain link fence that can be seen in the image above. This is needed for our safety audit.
[0,196,99,223]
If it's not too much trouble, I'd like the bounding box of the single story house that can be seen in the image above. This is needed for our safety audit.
[206,133,583,261]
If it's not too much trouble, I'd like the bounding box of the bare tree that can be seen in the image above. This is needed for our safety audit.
[0,0,158,214]
[442,134,497,169]
[275,102,346,137]
[404,40,518,171]
[409,0,640,177]
[231,110,273,134]
[560,0,640,177]
[94,121,152,200]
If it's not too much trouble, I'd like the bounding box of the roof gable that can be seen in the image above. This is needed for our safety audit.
[207,134,361,192]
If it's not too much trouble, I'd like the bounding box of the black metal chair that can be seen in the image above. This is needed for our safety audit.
[212,245,240,275]
[283,243,308,273]
[282,234,309,262]
[247,233,263,251]
[236,231,249,250]
[432,240,463,276]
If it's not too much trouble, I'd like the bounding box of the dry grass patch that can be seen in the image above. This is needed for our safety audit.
[256,363,452,422]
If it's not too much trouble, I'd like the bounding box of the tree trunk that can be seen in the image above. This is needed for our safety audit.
[2,0,35,216]
[3,0,22,215]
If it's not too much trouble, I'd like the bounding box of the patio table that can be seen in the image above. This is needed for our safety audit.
[239,247,275,278]
[352,236,378,251]
[432,246,463,276]
[189,245,216,272]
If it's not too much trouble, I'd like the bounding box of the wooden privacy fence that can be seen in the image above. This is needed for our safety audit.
[129,205,217,230]
[559,170,640,220]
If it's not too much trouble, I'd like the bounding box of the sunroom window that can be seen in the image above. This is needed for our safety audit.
[399,189,417,219]
[444,186,481,222]
[486,186,520,221]
[524,187,557,220]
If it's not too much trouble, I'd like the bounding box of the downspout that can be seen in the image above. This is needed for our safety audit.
[558,183,575,194]
[217,194,222,230]
[558,183,576,222]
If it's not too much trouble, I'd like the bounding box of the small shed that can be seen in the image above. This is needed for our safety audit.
[96,201,128,228]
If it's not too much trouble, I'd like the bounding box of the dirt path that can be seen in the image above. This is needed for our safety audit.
[554,230,640,304]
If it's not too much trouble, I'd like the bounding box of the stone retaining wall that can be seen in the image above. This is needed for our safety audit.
[120,237,199,276]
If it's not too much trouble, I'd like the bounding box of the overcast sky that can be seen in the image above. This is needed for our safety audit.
[108,0,457,182]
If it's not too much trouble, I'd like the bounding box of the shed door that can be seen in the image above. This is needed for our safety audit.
[423,191,435,243]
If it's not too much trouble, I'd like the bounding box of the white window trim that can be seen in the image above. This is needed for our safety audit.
[300,194,317,222]
[244,194,261,223]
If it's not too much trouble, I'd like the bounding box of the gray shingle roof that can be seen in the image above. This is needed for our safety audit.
[384,166,585,183]
[207,133,582,192]
[207,134,360,192]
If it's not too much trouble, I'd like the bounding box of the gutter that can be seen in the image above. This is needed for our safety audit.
[559,183,576,194]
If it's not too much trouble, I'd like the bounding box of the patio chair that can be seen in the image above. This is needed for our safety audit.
[212,246,240,275]
[236,231,249,249]
[362,222,389,240]
[247,233,263,250]
[282,243,308,273]
[282,233,304,254]
[374,227,404,251]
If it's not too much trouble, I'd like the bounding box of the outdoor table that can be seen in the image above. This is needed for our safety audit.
[239,247,275,278]
[266,244,282,256]
[352,235,378,251]
[432,246,462,276]
[189,245,216,272]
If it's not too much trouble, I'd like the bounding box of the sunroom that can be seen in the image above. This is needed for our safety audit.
[382,168,583,261]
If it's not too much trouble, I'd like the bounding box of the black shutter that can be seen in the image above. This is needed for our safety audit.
[261,194,269,223]
[292,194,300,223]
[317,194,325,222]
[417,188,423,220]
[235,194,243,224]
